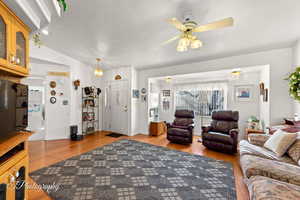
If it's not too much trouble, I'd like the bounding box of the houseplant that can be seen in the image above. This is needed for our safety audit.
[286,67,300,101]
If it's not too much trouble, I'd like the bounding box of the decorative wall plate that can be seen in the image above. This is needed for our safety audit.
[50,90,56,96]
[50,97,57,104]
[50,81,56,88]
[141,88,147,94]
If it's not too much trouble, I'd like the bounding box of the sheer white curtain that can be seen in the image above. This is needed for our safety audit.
[173,81,228,134]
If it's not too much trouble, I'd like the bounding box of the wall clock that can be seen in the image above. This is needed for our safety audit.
[50,97,57,104]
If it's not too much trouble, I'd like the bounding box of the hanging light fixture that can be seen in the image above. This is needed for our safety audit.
[94,58,103,77]
[231,68,241,79]
[165,77,172,83]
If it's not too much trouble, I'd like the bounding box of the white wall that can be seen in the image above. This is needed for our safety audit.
[28,41,101,140]
[227,72,261,140]
[136,48,293,134]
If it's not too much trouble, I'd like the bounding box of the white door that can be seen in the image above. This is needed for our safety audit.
[104,80,129,135]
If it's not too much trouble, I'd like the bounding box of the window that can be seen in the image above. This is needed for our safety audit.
[175,83,227,116]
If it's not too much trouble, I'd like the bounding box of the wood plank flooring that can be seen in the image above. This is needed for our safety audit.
[27,131,249,200]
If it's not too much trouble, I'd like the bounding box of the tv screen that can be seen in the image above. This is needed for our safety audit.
[0,79,28,141]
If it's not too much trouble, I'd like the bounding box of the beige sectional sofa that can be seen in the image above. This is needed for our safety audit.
[239,134,300,200]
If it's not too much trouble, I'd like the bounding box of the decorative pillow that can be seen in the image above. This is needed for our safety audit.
[264,130,297,157]
[248,134,270,147]
[288,134,300,164]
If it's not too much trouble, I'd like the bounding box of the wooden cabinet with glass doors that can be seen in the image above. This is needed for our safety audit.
[0,1,30,77]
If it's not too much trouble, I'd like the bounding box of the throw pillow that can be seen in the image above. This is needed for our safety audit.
[287,133,300,164]
[264,130,297,157]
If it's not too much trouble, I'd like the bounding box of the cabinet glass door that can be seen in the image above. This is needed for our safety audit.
[16,32,25,67]
[0,16,6,60]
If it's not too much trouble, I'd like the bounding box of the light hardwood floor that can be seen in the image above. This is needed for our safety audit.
[28,131,249,200]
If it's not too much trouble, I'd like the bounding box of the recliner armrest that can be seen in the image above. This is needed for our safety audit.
[188,124,194,131]
[229,129,239,138]
[202,126,212,133]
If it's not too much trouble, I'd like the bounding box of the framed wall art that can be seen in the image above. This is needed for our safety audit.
[235,85,253,102]
[162,90,171,97]
[132,89,139,99]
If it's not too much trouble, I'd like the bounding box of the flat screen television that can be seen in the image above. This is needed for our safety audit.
[0,79,28,141]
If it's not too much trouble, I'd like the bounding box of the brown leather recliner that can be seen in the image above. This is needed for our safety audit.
[167,110,194,144]
[202,110,239,154]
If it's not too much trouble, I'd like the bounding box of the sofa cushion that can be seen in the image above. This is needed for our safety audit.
[248,134,270,147]
[246,176,300,200]
[264,130,297,157]
[239,140,296,165]
[240,154,300,186]
[202,131,233,145]
[288,135,300,165]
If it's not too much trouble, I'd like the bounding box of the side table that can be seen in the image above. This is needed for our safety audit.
[149,121,167,136]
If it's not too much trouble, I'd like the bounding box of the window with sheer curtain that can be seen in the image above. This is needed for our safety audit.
[174,82,227,116]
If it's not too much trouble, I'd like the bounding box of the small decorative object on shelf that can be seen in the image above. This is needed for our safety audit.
[82,86,100,135]
[247,116,260,130]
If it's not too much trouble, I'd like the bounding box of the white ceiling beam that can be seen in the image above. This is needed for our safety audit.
[15,0,41,29]
[35,0,51,23]
[51,0,62,17]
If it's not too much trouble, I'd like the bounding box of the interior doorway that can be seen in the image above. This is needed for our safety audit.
[103,80,129,135]
[21,77,47,141]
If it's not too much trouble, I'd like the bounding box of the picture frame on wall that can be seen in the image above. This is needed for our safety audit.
[162,90,171,97]
[132,89,139,99]
[235,85,253,102]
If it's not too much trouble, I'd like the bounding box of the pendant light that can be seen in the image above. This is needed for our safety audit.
[94,58,103,77]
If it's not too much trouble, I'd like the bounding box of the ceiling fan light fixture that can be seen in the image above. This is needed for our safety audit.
[191,39,202,49]
[178,37,190,47]
[177,44,188,52]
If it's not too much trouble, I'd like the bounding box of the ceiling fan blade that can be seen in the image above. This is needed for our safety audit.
[193,17,234,33]
[167,18,187,31]
[161,35,180,46]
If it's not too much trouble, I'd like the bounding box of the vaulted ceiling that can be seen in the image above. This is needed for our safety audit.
[5,0,300,69]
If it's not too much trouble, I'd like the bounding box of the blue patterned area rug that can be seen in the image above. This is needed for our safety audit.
[30,139,236,200]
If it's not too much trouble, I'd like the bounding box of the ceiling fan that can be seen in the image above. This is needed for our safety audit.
[163,17,234,52]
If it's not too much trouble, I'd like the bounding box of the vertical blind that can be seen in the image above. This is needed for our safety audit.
[175,82,227,116]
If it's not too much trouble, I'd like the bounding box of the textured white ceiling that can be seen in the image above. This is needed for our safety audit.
[41,0,300,69]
